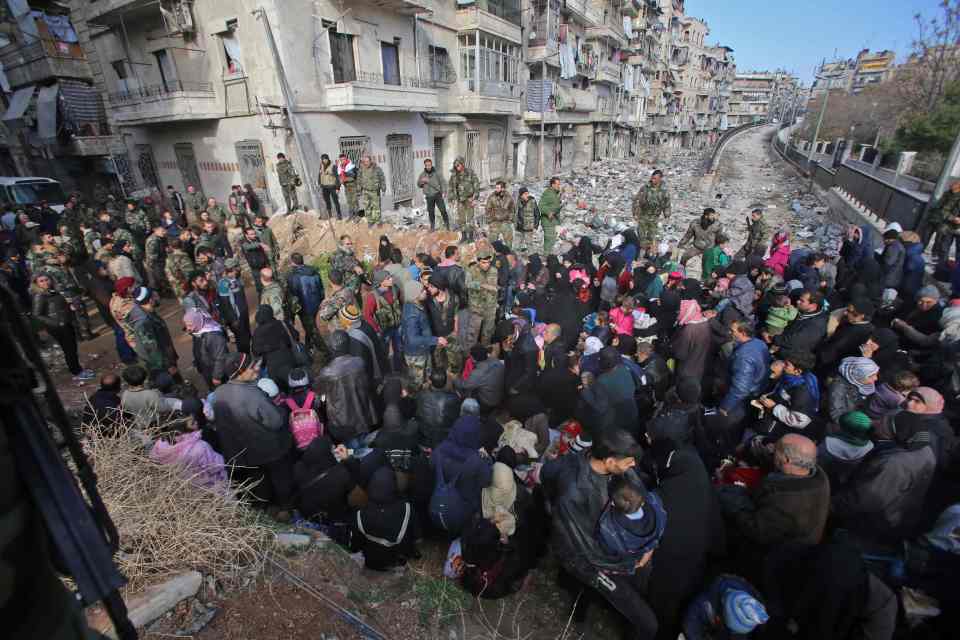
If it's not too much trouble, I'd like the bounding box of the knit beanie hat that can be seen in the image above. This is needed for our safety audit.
[257,378,280,398]
[287,367,310,389]
[838,411,873,446]
[338,304,360,325]
[133,286,152,305]
[917,284,941,301]
[722,589,769,634]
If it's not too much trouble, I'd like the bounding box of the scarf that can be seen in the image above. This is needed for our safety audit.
[677,299,706,326]
[584,336,603,356]
[777,372,821,408]
[909,386,945,415]
[337,159,355,180]
[184,308,222,336]
[481,463,517,539]
[838,357,879,395]
[217,276,242,318]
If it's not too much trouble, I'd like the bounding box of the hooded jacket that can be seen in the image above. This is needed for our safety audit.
[431,416,495,517]
[901,241,926,300]
[213,380,292,466]
[252,305,296,387]
[415,388,461,448]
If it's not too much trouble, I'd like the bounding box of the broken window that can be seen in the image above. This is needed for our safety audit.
[220,20,244,76]
[328,28,357,83]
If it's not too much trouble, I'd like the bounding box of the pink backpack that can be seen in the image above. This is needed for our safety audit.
[285,391,322,449]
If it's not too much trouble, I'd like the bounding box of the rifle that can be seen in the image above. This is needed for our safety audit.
[0,280,137,639]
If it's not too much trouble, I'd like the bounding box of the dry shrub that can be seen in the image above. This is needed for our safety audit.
[82,417,274,590]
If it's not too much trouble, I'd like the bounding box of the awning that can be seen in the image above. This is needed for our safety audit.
[37,84,60,140]
[2,85,35,121]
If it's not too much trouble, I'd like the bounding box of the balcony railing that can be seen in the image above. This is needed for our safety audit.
[108,80,214,105]
[324,71,440,89]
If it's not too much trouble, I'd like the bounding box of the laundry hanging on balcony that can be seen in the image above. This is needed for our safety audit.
[7,0,38,40]
[59,80,107,136]
[39,12,78,43]
[559,42,577,80]
[36,84,59,141]
[623,16,633,39]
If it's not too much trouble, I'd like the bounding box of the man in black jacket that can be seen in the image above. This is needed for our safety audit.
[547,429,658,639]
[32,273,94,380]
[416,369,460,447]
[818,298,875,374]
[453,344,505,413]
[774,290,828,354]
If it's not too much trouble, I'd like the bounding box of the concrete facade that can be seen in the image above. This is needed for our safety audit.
[728,71,799,127]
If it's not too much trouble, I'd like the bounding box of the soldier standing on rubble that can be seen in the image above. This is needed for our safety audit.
[358,155,386,226]
[418,158,450,231]
[515,188,541,255]
[632,169,671,254]
[485,180,516,248]
[539,177,563,255]
[276,152,301,213]
[449,157,480,243]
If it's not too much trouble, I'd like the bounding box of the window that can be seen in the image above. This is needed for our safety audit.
[328,28,356,83]
[458,32,520,94]
[111,60,129,79]
[220,19,243,76]
[381,41,400,86]
[153,50,178,92]
[428,46,454,84]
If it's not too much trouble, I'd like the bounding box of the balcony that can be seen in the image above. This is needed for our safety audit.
[456,7,522,44]
[323,72,438,112]
[554,86,596,113]
[595,60,622,84]
[586,23,627,47]
[564,0,603,26]
[451,80,521,114]
[0,40,92,89]
[107,80,222,124]
[64,134,127,157]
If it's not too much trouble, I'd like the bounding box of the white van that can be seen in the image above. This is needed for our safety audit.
[0,177,68,213]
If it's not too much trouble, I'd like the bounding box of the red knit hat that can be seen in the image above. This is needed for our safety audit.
[114,276,136,297]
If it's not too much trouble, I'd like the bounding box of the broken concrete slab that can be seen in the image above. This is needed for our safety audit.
[275,532,312,550]
[87,570,203,638]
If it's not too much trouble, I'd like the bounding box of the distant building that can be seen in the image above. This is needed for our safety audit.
[851,49,896,93]
[728,71,799,126]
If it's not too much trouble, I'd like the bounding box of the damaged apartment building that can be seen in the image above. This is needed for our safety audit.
[0,0,736,211]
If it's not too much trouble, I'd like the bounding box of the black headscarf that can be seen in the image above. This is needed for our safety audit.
[378,235,392,263]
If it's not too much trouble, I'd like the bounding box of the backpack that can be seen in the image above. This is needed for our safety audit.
[429,460,468,535]
[373,287,401,330]
[285,391,322,449]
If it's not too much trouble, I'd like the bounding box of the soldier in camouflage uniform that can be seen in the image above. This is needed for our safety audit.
[330,234,365,292]
[144,226,170,297]
[317,269,358,333]
[125,200,151,248]
[112,225,143,264]
[205,197,228,226]
[449,156,480,242]
[514,188,541,255]
[467,241,500,346]
[130,290,178,376]
[631,169,671,253]
[165,239,195,300]
[929,180,960,262]
[258,266,290,322]
[539,178,563,255]
[80,221,101,257]
[484,181,515,247]
[55,224,85,264]
[186,185,205,225]
[736,207,769,259]
[252,213,280,270]
[31,236,94,340]
[357,154,386,225]
[425,274,464,375]
[276,152,301,213]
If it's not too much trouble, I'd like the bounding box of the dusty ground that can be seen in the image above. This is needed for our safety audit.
[77,126,820,640]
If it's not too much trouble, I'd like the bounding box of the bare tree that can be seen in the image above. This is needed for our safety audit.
[896,0,960,116]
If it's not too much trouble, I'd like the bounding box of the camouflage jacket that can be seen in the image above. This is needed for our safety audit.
[259,281,287,321]
[632,183,671,221]
[330,248,362,289]
[56,234,85,262]
[125,208,151,235]
[165,249,195,299]
[253,225,280,262]
[82,229,102,257]
[110,295,138,348]
[187,192,206,214]
[318,286,357,324]
[449,167,480,203]
[485,192,516,223]
[206,204,228,226]
[144,234,167,266]
[277,159,299,187]
[113,228,143,261]
[929,190,960,229]
[131,306,176,371]
[745,216,769,251]
[467,262,499,310]
[28,245,62,275]
[357,164,386,194]
[517,197,541,231]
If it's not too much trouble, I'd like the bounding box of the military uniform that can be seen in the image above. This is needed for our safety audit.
[32,246,93,340]
[515,196,540,254]
[632,182,671,247]
[253,223,280,270]
[930,189,960,261]
[132,306,177,373]
[82,228,102,257]
[165,248,195,300]
[206,203,228,226]
[467,261,500,345]
[317,286,357,332]
[187,191,206,224]
[277,158,301,212]
[259,280,287,321]
[330,247,362,291]
[539,186,563,255]
[113,227,143,263]
[357,162,386,224]
[738,215,769,259]
[485,191,516,247]
[449,158,480,239]
[125,207,151,246]
[144,234,169,295]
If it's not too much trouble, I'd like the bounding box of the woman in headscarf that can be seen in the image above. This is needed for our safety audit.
[631,261,664,301]
[431,415,495,534]
[572,236,599,275]
[862,328,912,383]
[579,335,604,377]
[898,387,955,470]
[828,357,880,423]
[355,467,420,571]
[376,234,393,270]
[294,435,360,524]
[251,304,296,391]
[461,462,545,598]
[763,231,791,278]
[672,298,713,392]
[618,228,641,268]
[183,308,228,389]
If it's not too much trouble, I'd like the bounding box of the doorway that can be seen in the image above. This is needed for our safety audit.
[381,42,400,86]
[386,134,414,204]
[174,142,203,195]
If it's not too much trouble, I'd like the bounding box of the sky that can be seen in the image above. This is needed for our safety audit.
[686,0,947,84]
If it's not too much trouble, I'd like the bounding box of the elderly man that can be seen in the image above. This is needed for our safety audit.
[718,434,830,556]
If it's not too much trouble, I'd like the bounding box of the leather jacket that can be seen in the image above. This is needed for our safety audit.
[32,289,72,329]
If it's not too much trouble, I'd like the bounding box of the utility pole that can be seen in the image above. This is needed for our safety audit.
[932,128,960,202]
[253,6,320,211]
[808,85,829,165]
[539,56,546,182]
